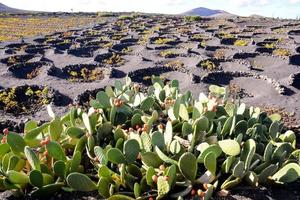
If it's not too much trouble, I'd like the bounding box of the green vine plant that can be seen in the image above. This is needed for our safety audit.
[0,76,299,200]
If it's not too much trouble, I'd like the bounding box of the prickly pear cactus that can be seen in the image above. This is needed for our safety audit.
[0,76,299,200]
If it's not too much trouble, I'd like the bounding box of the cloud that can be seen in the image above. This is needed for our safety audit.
[289,0,300,3]
[229,0,270,7]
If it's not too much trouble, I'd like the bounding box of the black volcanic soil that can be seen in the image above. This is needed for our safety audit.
[0,12,300,200]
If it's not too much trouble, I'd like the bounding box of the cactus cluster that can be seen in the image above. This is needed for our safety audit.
[0,76,300,199]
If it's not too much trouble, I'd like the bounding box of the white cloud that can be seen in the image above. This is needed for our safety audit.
[289,0,300,3]
[229,0,270,7]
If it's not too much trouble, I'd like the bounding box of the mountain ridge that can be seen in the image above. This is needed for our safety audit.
[182,7,235,17]
[0,3,28,13]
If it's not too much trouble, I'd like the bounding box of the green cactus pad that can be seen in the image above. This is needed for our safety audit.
[94,146,108,165]
[98,177,111,198]
[141,152,163,168]
[204,152,217,176]
[7,132,25,152]
[271,163,300,183]
[179,152,197,182]
[53,160,66,179]
[108,194,135,200]
[46,141,66,161]
[24,146,40,171]
[124,139,140,164]
[157,176,170,199]
[7,170,29,184]
[218,139,241,156]
[67,172,97,191]
[29,170,43,188]
[107,148,126,164]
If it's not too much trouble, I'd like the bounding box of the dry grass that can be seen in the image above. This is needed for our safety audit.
[0,15,104,42]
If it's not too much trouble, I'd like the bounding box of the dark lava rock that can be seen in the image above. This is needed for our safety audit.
[0,120,25,133]
[288,29,300,36]
[289,54,300,66]
[296,46,300,53]
[68,46,99,57]
[0,54,36,66]
[8,61,51,79]
[255,47,274,54]
[289,72,300,89]
[204,46,222,51]
[74,88,105,107]
[24,45,49,54]
[233,52,258,59]
[220,38,238,45]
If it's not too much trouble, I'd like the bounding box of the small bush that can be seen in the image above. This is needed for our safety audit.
[184,15,202,22]
[234,40,249,46]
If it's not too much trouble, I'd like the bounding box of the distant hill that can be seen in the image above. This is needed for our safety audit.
[182,7,235,18]
[0,3,28,13]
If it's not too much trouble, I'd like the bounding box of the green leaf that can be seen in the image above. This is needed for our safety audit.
[269,121,279,139]
[24,120,38,133]
[146,166,156,186]
[240,139,256,170]
[107,148,126,164]
[157,176,170,199]
[204,152,216,176]
[108,195,135,200]
[271,163,300,183]
[53,160,66,179]
[269,113,281,122]
[31,183,64,198]
[193,116,209,132]
[0,143,10,159]
[124,139,140,164]
[82,113,92,134]
[140,97,154,111]
[29,170,43,188]
[170,140,182,155]
[198,144,222,163]
[70,151,82,173]
[7,132,25,152]
[155,146,178,165]
[134,182,141,198]
[179,152,197,182]
[96,91,111,108]
[179,104,189,121]
[24,146,40,171]
[94,146,108,165]
[140,132,152,152]
[49,118,63,141]
[7,170,29,184]
[164,121,173,147]
[258,164,278,183]
[221,116,233,136]
[233,161,245,178]
[67,173,97,191]
[219,139,240,156]
[182,122,192,136]
[46,141,66,161]
[66,127,85,138]
[98,177,111,198]
[152,131,165,150]
[141,152,163,168]
[24,122,50,140]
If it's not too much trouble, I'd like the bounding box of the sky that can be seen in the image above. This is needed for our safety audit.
[1,0,300,19]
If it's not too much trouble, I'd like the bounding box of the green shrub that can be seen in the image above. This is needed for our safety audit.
[234,40,249,46]
[184,16,202,22]
[0,77,299,199]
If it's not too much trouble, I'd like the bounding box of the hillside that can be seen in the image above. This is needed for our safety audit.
[0,3,27,13]
[182,7,234,17]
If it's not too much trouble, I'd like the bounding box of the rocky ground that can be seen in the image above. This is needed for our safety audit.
[0,12,300,199]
